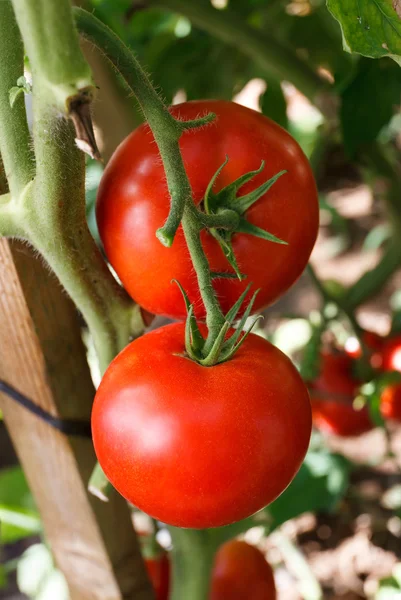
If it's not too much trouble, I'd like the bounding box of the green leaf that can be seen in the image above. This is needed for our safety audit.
[327,0,401,64]
[341,58,401,155]
[0,466,35,509]
[9,86,24,108]
[259,79,288,129]
[0,565,7,589]
[0,466,38,542]
[266,450,351,530]
[0,505,41,543]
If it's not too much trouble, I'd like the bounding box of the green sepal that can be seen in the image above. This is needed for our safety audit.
[230,170,287,215]
[201,158,288,278]
[204,156,229,215]
[217,160,266,206]
[210,229,243,280]
[198,321,231,366]
[173,279,205,354]
[9,76,32,108]
[236,217,287,245]
[219,291,261,362]
[185,306,204,361]
[225,284,252,323]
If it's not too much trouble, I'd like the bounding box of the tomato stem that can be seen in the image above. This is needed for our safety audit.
[0,1,34,200]
[11,0,94,114]
[75,8,228,348]
[168,527,218,600]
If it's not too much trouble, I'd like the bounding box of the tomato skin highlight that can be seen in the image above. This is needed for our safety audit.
[379,335,401,372]
[310,352,373,437]
[92,323,311,529]
[97,100,319,320]
[380,384,401,422]
[210,540,276,600]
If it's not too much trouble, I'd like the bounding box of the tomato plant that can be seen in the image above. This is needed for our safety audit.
[97,100,319,320]
[210,540,276,600]
[309,352,373,437]
[92,322,311,528]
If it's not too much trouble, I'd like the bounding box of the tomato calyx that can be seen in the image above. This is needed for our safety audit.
[200,157,288,280]
[174,281,262,366]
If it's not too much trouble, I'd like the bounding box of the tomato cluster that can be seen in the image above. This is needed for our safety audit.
[310,332,401,437]
[140,535,276,600]
[92,100,317,529]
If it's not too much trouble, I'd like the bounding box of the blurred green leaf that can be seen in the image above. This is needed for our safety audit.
[0,466,35,510]
[363,223,392,251]
[0,505,41,543]
[376,576,401,599]
[266,450,351,530]
[0,467,39,543]
[341,58,401,155]
[259,79,288,129]
[0,565,7,589]
[327,0,401,65]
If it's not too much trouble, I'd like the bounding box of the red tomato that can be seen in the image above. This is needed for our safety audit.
[145,553,170,600]
[379,335,401,372]
[380,384,401,422]
[92,323,311,528]
[138,533,170,600]
[210,540,276,600]
[310,352,373,437]
[97,100,319,319]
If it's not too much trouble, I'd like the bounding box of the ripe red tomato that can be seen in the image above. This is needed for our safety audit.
[210,540,276,600]
[137,533,170,600]
[310,352,373,437]
[380,384,401,422]
[378,335,401,372]
[145,553,169,600]
[97,100,319,319]
[92,323,311,528]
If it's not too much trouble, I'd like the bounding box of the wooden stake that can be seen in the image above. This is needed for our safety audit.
[0,239,154,600]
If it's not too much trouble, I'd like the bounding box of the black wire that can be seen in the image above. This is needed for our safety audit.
[0,380,92,438]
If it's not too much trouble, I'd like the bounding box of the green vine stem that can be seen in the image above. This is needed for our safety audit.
[11,0,94,113]
[167,527,219,600]
[75,7,227,346]
[0,1,143,374]
[25,92,135,373]
[0,1,34,199]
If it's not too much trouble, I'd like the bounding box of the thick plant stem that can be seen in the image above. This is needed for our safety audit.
[147,0,327,104]
[168,527,218,600]
[75,8,226,346]
[11,0,94,112]
[27,86,134,373]
[0,1,34,199]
